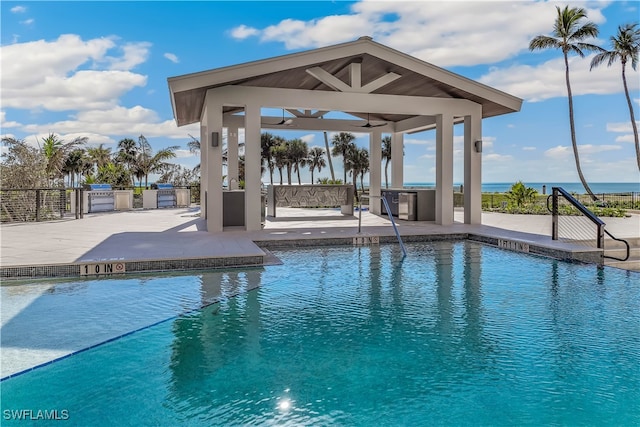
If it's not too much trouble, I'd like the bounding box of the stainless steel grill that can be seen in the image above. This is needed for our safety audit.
[83,184,114,213]
[152,183,177,208]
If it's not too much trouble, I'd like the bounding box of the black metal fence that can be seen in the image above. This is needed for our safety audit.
[1,188,69,222]
[1,185,201,223]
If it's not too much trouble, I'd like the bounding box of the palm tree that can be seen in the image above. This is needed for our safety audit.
[529,5,602,201]
[62,148,86,187]
[40,133,88,185]
[270,143,288,185]
[381,136,392,189]
[116,138,138,185]
[187,134,200,172]
[287,138,309,185]
[135,135,179,188]
[261,132,278,185]
[331,132,356,184]
[345,145,369,202]
[308,146,326,184]
[86,144,112,173]
[590,23,640,171]
[323,131,336,181]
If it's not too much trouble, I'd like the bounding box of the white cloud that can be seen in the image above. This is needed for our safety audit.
[607,121,639,143]
[0,34,148,112]
[164,53,179,63]
[607,121,639,133]
[231,1,606,67]
[479,55,640,102]
[20,18,34,26]
[0,111,21,128]
[230,25,260,40]
[483,153,513,162]
[300,134,316,144]
[578,144,622,154]
[545,145,571,158]
[615,134,635,143]
[106,42,151,70]
[544,143,621,159]
[20,106,199,141]
[405,138,431,145]
[522,147,536,151]
[175,149,195,158]
[11,6,26,13]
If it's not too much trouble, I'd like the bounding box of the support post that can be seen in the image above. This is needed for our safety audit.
[391,132,404,188]
[205,100,224,232]
[244,104,262,231]
[369,129,382,215]
[463,111,482,224]
[227,126,239,190]
[435,113,454,225]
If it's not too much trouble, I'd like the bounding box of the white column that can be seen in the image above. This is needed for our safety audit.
[435,113,454,225]
[227,126,239,190]
[369,129,382,215]
[464,112,482,224]
[391,132,404,188]
[244,104,262,231]
[199,113,208,219]
[205,101,224,232]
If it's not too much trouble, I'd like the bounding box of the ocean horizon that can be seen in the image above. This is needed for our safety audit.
[402,182,640,194]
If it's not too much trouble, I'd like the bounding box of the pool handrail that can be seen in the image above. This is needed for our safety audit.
[549,186,629,261]
[362,195,407,258]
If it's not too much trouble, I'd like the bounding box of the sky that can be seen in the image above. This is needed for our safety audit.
[1,0,639,185]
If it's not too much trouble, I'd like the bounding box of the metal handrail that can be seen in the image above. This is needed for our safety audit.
[550,187,629,261]
[363,195,407,258]
[604,229,630,262]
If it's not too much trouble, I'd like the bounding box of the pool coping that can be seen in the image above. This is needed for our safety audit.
[0,231,604,280]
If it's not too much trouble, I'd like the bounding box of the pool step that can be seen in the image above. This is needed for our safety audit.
[604,245,640,272]
[353,236,380,246]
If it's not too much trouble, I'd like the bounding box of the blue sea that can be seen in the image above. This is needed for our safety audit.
[403,182,639,194]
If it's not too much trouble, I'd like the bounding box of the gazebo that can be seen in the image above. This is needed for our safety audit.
[168,36,522,232]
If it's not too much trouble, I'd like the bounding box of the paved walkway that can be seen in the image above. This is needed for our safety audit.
[1,206,637,272]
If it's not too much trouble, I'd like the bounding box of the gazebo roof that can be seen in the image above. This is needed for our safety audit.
[168,36,522,128]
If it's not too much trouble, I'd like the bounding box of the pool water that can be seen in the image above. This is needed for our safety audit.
[1,241,639,426]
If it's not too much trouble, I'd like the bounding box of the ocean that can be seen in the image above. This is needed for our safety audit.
[402,182,640,194]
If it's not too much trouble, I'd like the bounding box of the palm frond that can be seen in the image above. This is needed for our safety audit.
[529,35,561,51]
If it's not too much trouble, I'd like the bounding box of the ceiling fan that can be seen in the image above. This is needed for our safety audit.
[355,113,387,128]
[264,109,293,126]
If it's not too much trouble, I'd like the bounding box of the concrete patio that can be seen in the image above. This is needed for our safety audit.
[1,206,638,277]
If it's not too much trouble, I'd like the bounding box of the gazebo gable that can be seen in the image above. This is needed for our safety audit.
[168,37,522,127]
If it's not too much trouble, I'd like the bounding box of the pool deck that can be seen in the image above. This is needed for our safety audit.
[1,207,638,379]
[1,206,638,278]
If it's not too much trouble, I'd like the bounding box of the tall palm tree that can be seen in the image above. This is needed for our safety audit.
[116,138,138,185]
[270,143,288,185]
[590,23,640,171]
[331,132,356,183]
[308,146,326,184]
[40,133,88,185]
[62,148,86,187]
[323,131,335,181]
[381,136,392,189]
[345,145,369,202]
[261,132,278,185]
[187,134,201,172]
[136,140,179,188]
[86,144,112,173]
[287,138,309,185]
[529,5,602,201]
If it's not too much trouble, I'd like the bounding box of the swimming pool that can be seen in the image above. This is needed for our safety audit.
[1,241,639,425]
